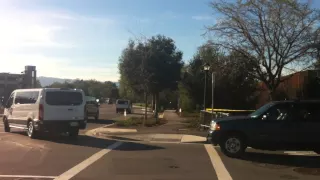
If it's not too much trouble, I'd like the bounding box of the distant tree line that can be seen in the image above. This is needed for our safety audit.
[46,79,119,100]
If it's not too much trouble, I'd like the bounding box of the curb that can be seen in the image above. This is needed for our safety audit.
[85,123,115,137]
[86,126,207,144]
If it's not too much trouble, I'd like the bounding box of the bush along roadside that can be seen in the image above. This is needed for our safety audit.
[184,118,201,129]
[177,111,200,118]
[115,116,167,127]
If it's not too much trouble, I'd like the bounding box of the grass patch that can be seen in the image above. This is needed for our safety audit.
[178,111,199,118]
[115,116,167,127]
[184,118,201,128]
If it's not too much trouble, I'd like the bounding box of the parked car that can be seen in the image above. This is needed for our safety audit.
[115,99,132,113]
[2,88,86,139]
[85,96,99,120]
[207,100,320,158]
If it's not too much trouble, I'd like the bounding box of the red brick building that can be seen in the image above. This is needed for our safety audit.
[256,70,320,108]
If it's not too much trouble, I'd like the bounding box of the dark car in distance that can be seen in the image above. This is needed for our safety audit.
[85,96,99,120]
[207,100,320,158]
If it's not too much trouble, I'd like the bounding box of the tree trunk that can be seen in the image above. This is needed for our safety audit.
[143,92,148,126]
[152,94,155,111]
[269,89,276,101]
[154,92,159,123]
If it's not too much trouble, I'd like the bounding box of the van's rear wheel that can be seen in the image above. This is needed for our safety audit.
[27,121,38,139]
[3,117,10,132]
[69,128,79,139]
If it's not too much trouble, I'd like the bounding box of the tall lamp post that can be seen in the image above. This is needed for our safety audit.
[203,64,210,111]
[211,72,215,119]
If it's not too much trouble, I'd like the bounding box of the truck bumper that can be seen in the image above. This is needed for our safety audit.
[207,130,221,145]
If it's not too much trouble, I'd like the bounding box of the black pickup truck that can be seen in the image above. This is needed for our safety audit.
[207,100,320,157]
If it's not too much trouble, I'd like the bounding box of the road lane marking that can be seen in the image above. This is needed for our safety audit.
[0,175,57,179]
[204,144,233,180]
[54,141,123,180]
[284,151,317,156]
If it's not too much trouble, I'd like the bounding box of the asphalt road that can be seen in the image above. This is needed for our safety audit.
[0,105,320,180]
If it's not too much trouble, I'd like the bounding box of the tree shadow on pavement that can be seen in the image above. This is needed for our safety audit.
[87,119,114,125]
[108,136,142,142]
[240,152,320,168]
[43,134,164,151]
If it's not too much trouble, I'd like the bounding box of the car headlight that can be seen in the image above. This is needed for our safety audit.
[210,121,220,131]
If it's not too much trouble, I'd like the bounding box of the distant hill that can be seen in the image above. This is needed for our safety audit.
[38,76,119,87]
[38,76,74,87]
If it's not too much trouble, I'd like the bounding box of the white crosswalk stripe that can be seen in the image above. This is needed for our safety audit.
[284,151,317,156]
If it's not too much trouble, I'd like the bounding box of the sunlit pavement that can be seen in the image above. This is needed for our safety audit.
[0,106,320,180]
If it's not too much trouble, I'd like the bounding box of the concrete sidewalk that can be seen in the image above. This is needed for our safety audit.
[86,110,207,144]
[87,130,207,144]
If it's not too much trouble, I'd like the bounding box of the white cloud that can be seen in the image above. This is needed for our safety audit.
[0,3,119,82]
[192,15,213,21]
[0,53,119,82]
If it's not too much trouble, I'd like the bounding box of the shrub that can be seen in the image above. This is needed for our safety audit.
[115,116,167,127]
[186,118,200,128]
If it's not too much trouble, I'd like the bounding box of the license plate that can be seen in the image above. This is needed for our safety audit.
[70,122,79,127]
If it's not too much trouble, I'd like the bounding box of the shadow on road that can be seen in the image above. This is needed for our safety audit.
[87,119,114,125]
[240,152,320,168]
[43,134,164,151]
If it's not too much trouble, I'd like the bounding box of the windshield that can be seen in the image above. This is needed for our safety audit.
[46,91,83,106]
[249,102,275,118]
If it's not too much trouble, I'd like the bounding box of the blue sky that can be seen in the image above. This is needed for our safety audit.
[0,0,317,82]
[0,0,215,82]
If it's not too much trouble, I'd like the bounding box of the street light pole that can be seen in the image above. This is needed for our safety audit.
[211,72,215,119]
[203,64,210,111]
[203,71,207,111]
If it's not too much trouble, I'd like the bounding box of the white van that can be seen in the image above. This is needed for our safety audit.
[115,99,132,113]
[2,88,86,138]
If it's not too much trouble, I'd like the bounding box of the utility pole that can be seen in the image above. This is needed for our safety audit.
[211,72,215,119]
[203,64,210,111]
[203,72,207,111]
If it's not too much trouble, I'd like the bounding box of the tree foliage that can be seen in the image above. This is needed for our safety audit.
[206,0,320,99]
[118,35,184,120]
[179,44,258,111]
[119,35,183,95]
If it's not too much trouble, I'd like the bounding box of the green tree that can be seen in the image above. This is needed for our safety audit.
[119,35,183,122]
[206,0,320,100]
[179,44,258,111]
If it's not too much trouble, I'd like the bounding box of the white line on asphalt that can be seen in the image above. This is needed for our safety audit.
[284,151,317,156]
[204,144,233,180]
[54,141,123,180]
[0,175,57,179]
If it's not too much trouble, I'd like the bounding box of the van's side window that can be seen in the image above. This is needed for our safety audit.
[15,91,39,104]
[6,93,14,108]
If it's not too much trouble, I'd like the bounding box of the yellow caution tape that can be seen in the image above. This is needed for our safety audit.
[205,108,255,112]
